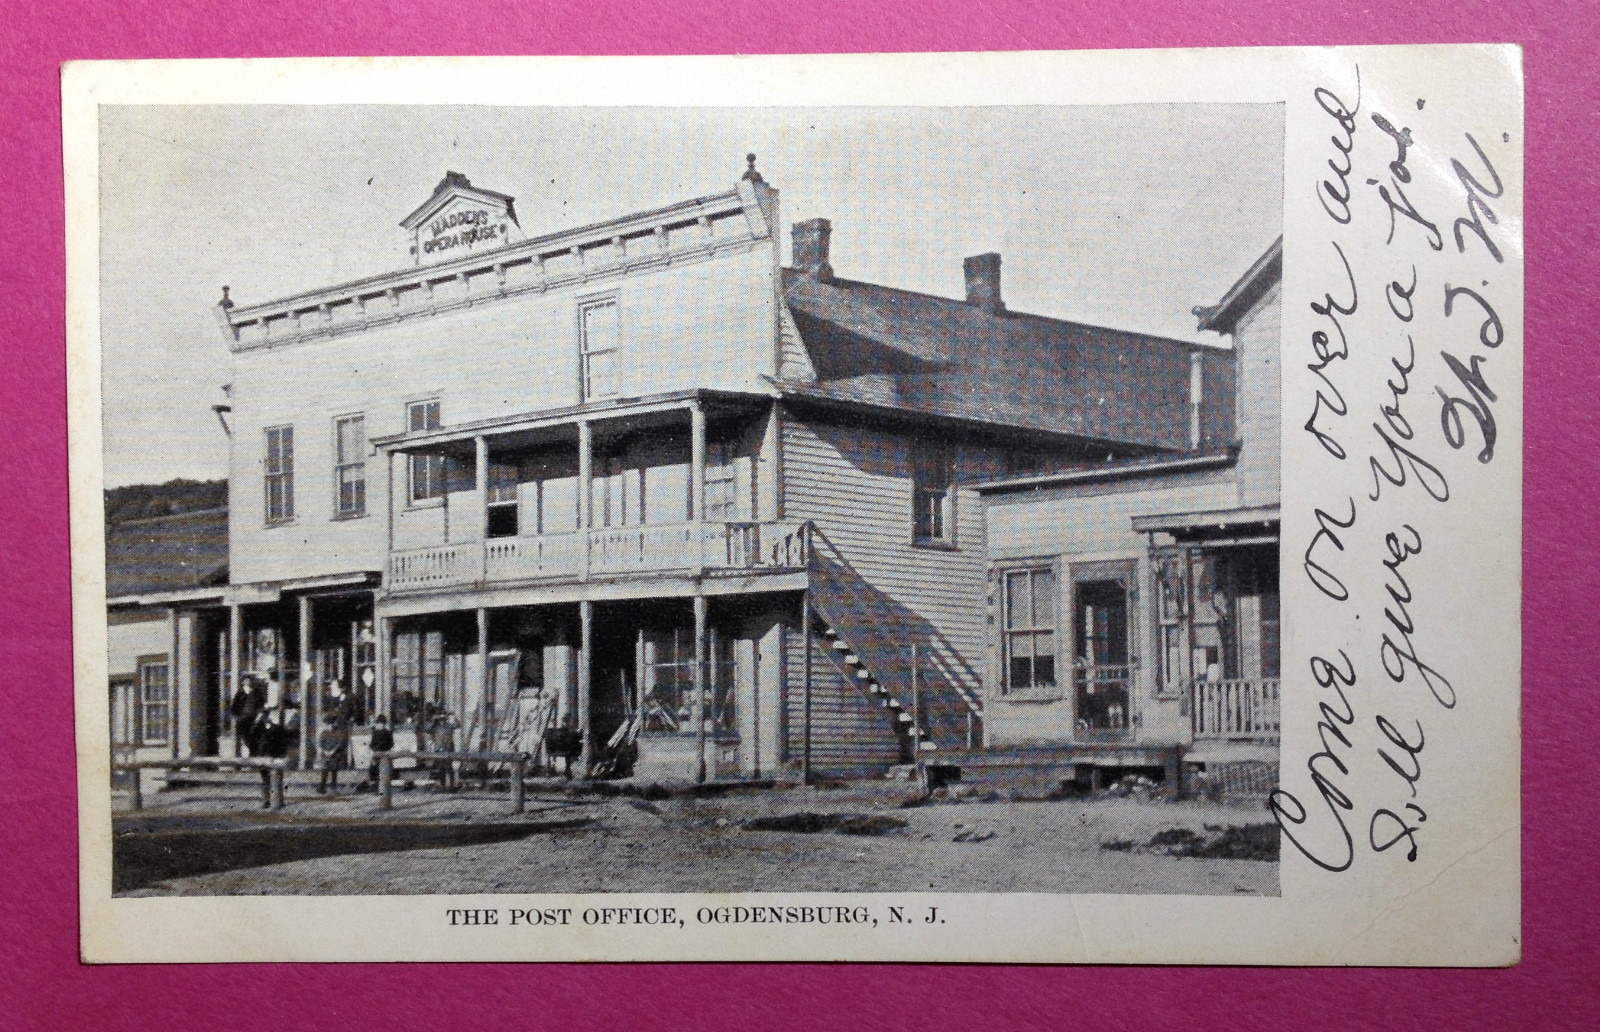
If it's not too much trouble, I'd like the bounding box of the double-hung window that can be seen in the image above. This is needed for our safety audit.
[264,425,294,523]
[333,414,366,517]
[407,400,445,505]
[137,655,170,745]
[580,298,619,400]
[911,443,955,545]
[1002,567,1057,694]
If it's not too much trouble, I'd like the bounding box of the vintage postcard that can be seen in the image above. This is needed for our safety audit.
[65,46,1522,964]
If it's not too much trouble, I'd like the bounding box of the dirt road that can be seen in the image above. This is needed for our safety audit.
[113,781,1277,897]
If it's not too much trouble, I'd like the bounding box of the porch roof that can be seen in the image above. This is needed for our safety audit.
[368,388,773,452]
[1131,503,1280,537]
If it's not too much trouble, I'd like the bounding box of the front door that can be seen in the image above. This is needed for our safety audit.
[1073,578,1133,739]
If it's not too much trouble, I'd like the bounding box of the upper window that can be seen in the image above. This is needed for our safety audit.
[333,414,366,517]
[1002,567,1057,694]
[911,443,954,545]
[264,425,294,524]
[137,655,170,745]
[580,299,619,400]
[407,400,446,505]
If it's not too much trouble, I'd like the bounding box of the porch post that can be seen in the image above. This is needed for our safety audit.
[578,599,593,775]
[167,607,179,759]
[578,420,592,580]
[691,401,707,574]
[475,606,489,743]
[801,590,812,786]
[298,595,313,769]
[694,592,708,783]
[376,614,392,721]
[228,602,242,756]
[386,450,396,554]
[475,435,489,539]
[760,399,781,522]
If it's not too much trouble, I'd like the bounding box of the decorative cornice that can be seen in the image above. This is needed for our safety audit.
[218,185,771,353]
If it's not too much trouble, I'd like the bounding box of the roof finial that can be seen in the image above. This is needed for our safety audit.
[219,285,233,309]
[742,153,764,184]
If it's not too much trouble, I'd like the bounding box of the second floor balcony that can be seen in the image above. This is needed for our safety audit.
[387,519,810,592]
[376,391,801,595]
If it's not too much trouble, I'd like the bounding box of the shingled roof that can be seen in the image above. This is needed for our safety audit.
[776,269,1234,452]
[105,507,229,599]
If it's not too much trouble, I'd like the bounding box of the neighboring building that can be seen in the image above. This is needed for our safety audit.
[974,237,1281,789]
[109,159,1270,786]
[105,507,229,766]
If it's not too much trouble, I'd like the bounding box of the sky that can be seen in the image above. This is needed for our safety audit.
[98,103,1282,488]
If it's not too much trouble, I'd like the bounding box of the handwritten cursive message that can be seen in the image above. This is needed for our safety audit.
[1273,65,1517,874]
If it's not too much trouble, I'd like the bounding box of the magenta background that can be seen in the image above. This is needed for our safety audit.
[4,2,1592,1028]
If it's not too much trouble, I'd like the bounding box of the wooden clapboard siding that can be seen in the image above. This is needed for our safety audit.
[780,412,996,742]
[782,621,903,772]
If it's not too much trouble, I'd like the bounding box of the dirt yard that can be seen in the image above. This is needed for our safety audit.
[112,779,1278,897]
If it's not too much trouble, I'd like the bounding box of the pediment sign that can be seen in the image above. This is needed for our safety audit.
[403,177,526,266]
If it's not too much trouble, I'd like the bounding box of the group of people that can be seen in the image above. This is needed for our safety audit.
[228,675,470,803]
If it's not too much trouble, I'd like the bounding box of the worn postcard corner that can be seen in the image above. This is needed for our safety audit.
[66,45,1521,966]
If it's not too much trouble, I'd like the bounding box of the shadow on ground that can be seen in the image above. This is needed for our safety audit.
[113,817,591,893]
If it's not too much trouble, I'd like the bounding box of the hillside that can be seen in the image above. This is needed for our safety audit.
[105,478,227,526]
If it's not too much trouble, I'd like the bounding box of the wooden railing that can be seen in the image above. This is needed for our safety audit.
[1191,678,1281,742]
[388,520,810,592]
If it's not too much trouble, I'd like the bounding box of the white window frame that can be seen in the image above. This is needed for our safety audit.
[406,399,446,507]
[999,563,1060,697]
[579,296,620,401]
[333,413,367,518]
[264,424,294,524]
[911,442,956,546]
[137,655,171,745]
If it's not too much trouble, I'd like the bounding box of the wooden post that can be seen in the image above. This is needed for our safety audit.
[801,591,812,787]
[167,607,180,759]
[511,756,526,814]
[386,450,396,555]
[577,600,593,775]
[690,401,707,561]
[694,593,708,784]
[376,615,392,722]
[475,435,489,540]
[270,764,285,810]
[129,766,143,811]
[578,420,593,580]
[378,754,393,809]
[476,606,489,741]
[298,595,312,770]
[228,602,242,757]
[912,643,927,794]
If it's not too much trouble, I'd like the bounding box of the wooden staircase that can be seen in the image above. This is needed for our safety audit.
[810,613,982,763]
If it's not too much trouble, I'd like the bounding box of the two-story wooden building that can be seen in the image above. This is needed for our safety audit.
[112,159,1270,786]
[973,237,1281,791]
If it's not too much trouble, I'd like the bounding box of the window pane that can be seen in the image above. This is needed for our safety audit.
[583,301,618,351]
[1033,570,1055,624]
[1005,571,1031,628]
[1032,647,1055,688]
[586,349,615,398]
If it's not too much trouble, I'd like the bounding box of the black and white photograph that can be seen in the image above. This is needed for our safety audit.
[68,48,1521,965]
[100,101,1285,899]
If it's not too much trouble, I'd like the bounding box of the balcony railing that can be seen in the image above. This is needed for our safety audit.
[387,520,810,592]
[1191,678,1280,742]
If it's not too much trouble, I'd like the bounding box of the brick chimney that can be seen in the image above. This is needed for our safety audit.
[963,252,1004,314]
[792,218,834,282]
